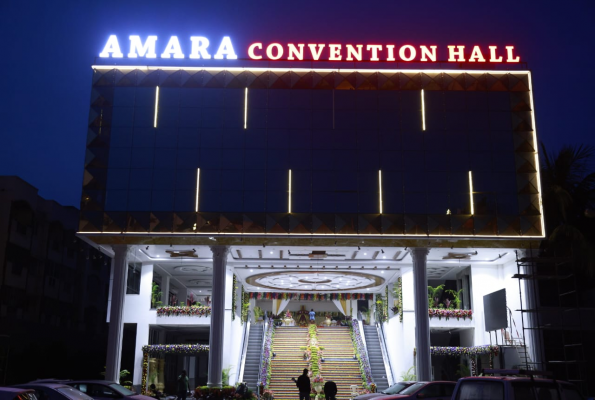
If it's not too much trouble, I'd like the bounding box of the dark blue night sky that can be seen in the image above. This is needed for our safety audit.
[1,0,594,208]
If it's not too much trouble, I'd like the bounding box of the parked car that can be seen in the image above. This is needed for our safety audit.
[368,381,456,400]
[65,381,153,400]
[355,382,417,400]
[13,383,91,400]
[451,369,584,400]
[0,388,38,400]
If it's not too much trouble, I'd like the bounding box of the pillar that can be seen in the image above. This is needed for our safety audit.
[411,247,431,381]
[161,276,170,306]
[207,245,230,387]
[105,244,129,383]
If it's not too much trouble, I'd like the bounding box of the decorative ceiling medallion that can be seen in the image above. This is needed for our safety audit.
[187,279,212,286]
[245,271,384,292]
[173,265,210,273]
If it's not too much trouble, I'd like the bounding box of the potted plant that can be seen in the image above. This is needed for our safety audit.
[253,306,263,323]
[363,308,372,325]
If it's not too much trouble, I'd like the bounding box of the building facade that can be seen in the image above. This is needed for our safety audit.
[0,176,111,384]
[80,61,545,392]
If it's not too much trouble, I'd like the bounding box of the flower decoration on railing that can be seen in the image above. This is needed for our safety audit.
[391,278,403,323]
[232,274,238,321]
[156,305,211,317]
[258,320,275,388]
[142,344,209,355]
[350,320,374,389]
[428,308,473,320]
[430,345,499,357]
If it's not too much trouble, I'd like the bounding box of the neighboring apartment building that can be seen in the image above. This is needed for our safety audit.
[0,176,110,384]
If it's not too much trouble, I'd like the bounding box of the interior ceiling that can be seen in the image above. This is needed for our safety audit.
[137,245,515,296]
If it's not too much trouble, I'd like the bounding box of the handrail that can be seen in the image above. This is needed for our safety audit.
[357,318,370,363]
[376,321,394,386]
[257,311,269,400]
[353,318,374,389]
[236,318,251,384]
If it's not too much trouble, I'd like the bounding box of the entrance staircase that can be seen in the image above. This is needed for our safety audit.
[317,327,363,400]
[242,324,264,391]
[268,326,363,400]
[268,327,309,400]
[362,325,389,391]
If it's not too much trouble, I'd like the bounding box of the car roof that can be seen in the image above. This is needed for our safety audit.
[15,384,71,389]
[458,376,561,383]
[0,389,35,394]
[66,381,116,385]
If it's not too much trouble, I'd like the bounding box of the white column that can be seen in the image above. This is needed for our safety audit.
[207,245,230,387]
[161,276,170,306]
[411,247,431,381]
[106,244,129,383]
[132,264,154,387]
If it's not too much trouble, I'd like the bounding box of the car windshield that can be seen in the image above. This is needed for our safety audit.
[382,383,410,394]
[108,384,135,396]
[399,383,425,395]
[57,387,93,400]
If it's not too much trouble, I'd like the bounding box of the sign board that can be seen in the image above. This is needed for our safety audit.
[483,289,508,332]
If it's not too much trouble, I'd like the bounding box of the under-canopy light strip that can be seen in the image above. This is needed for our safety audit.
[195,168,201,212]
[153,86,160,128]
[244,88,248,129]
[468,171,474,215]
[527,72,545,237]
[421,89,426,131]
[288,169,292,213]
[379,170,383,214]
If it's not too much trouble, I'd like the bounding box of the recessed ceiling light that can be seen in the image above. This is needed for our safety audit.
[383,256,386,259]
[381,271,384,274]
[270,251,273,254]
[364,253,367,255]
[199,290,202,292]
[250,269,253,272]
[367,288,370,291]
[156,255,160,258]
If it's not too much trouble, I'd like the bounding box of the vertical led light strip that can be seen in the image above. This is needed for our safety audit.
[527,72,546,237]
[421,89,426,131]
[468,170,474,215]
[244,87,248,129]
[288,169,292,213]
[195,168,201,212]
[153,86,160,128]
[379,170,383,214]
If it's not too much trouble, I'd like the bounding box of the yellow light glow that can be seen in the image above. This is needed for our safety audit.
[421,89,426,131]
[92,65,525,75]
[244,87,248,130]
[528,72,546,237]
[288,169,292,213]
[195,168,201,212]
[379,170,383,214]
[153,86,159,128]
[468,171,474,215]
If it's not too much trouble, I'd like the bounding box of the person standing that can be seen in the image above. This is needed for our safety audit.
[309,309,315,324]
[176,370,189,400]
[292,368,311,400]
[323,381,337,400]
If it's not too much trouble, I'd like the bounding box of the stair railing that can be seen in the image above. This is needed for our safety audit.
[236,316,251,384]
[376,321,395,386]
[257,311,269,400]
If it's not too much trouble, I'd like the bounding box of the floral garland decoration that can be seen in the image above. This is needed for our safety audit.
[142,344,209,355]
[141,352,148,394]
[241,287,250,324]
[375,294,388,324]
[350,319,374,390]
[428,309,473,321]
[156,306,211,317]
[429,345,499,357]
[307,325,324,381]
[390,278,403,323]
[259,320,275,388]
[249,292,374,301]
[232,274,237,321]
[384,286,389,324]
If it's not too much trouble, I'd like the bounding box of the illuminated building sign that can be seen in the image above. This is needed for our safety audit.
[99,35,521,63]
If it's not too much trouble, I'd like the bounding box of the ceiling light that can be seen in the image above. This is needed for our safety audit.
[381,249,384,253]
[156,255,160,258]
[199,290,202,292]
[383,256,386,259]
[193,248,196,252]
[381,271,384,274]
[358,246,361,250]
[364,253,367,255]
[270,251,273,254]
[250,269,253,272]
[146,246,149,250]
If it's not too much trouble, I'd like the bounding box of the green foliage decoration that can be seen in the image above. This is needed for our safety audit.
[151,282,163,309]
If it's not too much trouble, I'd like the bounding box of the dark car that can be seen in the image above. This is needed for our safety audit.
[65,381,153,400]
[13,383,92,400]
[372,381,455,400]
[354,382,417,400]
[0,388,38,400]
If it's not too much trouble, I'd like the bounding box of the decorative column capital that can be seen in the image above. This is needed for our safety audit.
[111,244,130,258]
[410,247,430,263]
[210,245,231,259]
